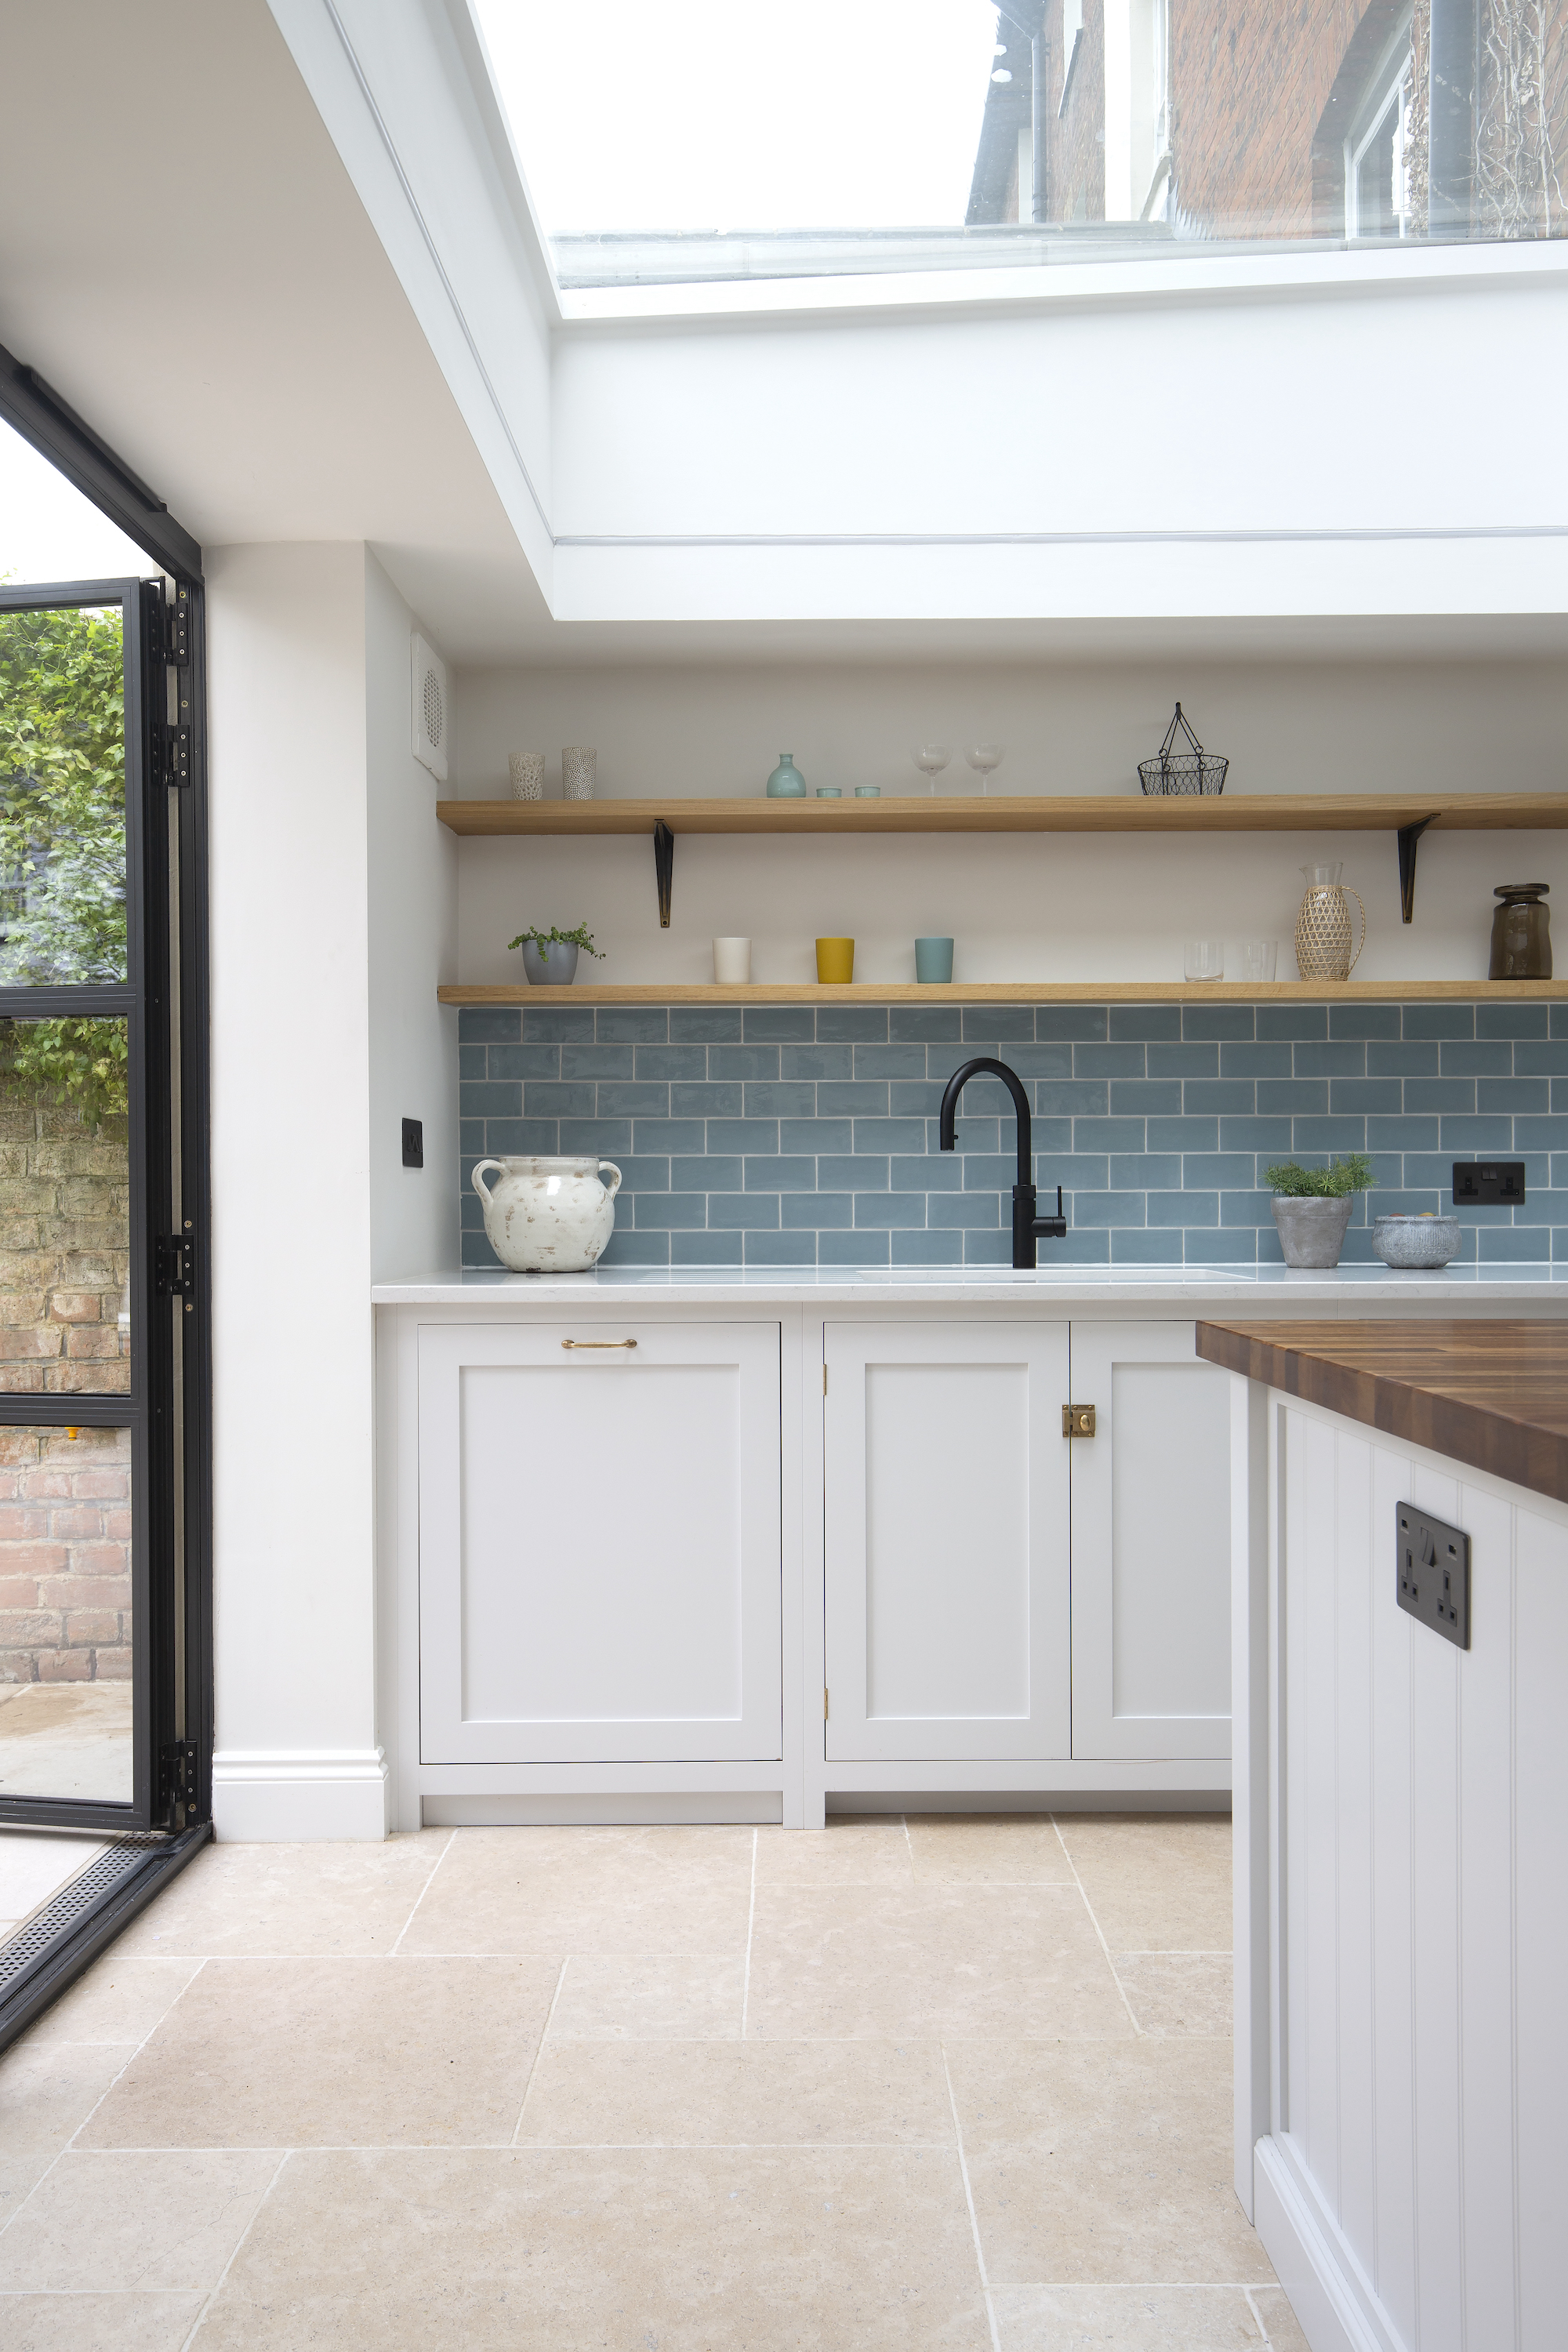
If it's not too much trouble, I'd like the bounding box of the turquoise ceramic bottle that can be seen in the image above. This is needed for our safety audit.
[766,753,806,798]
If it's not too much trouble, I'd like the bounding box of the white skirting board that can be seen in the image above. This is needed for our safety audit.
[1254,2137,1406,2352]
[212,1749,389,1841]
[422,1792,784,1826]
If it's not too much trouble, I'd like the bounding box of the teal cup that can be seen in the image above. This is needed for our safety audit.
[915,937,954,983]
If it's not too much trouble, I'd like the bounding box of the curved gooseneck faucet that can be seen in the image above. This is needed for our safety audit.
[938,1057,1067,1269]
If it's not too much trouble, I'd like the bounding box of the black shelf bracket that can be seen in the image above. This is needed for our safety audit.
[1397,814,1438,924]
[653,820,674,928]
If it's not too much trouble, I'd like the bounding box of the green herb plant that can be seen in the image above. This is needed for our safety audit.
[0,600,128,1127]
[1264,1153,1376,1198]
[506,923,604,957]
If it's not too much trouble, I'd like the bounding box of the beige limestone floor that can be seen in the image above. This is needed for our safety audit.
[0,1813,1309,2351]
[0,1683,133,1803]
[0,1829,109,1947]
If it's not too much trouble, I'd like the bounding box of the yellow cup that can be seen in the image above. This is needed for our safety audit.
[815,937,855,984]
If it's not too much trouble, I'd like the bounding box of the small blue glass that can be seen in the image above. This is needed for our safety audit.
[915,936,954,984]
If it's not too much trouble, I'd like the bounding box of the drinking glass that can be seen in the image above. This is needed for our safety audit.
[965,743,1006,794]
[1184,938,1225,981]
[910,746,950,795]
[1233,940,1278,982]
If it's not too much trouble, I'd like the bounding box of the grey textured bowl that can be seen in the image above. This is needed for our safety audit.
[1371,1213,1462,1269]
[1271,1195,1355,1269]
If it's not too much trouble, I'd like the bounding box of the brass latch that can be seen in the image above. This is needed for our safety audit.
[1062,1404,1097,1438]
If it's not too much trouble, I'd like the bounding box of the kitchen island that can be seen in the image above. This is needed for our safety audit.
[364,1265,1568,1844]
[1198,1316,1567,2352]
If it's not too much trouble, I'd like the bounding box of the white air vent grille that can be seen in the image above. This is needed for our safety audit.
[412,632,448,781]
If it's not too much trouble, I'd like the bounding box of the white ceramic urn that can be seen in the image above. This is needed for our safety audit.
[471,1155,622,1272]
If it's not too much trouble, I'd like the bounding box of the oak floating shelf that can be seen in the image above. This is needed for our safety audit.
[439,980,1568,1007]
[437,791,1568,927]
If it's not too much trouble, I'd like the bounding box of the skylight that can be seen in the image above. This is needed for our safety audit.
[472,2,1568,289]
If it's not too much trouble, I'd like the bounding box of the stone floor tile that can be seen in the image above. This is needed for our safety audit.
[1054,1814,1232,1952]
[1250,2285,1313,2349]
[993,2283,1267,2349]
[115,1831,452,1958]
[0,2291,206,2349]
[399,1824,753,1957]
[518,2038,954,2146]
[0,2150,281,2290]
[0,1832,108,1925]
[546,1953,745,2040]
[947,2038,1272,2285]
[1114,1952,1232,2037]
[23,1955,203,2047]
[0,2039,136,2158]
[78,1957,560,2149]
[753,1820,914,1886]
[195,2143,991,2350]
[906,1816,1077,1886]
[746,1886,1132,2040]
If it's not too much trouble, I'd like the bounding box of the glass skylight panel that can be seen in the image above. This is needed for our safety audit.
[472,2,1568,288]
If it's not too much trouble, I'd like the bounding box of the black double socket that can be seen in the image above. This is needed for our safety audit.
[1396,1503,1470,1649]
[1452,1160,1525,1205]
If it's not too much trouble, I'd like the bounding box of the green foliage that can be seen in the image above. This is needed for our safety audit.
[0,601,128,1125]
[506,922,604,956]
[1265,1153,1376,1198]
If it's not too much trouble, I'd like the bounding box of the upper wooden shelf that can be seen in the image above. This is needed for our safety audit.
[439,980,1568,1007]
[437,792,1568,838]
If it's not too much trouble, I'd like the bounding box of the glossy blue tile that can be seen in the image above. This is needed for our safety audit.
[1439,1040,1512,1077]
[742,1007,815,1041]
[1367,1042,1439,1076]
[1402,1004,1475,1039]
[521,1081,603,1118]
[600,1229,670,1265]
[784,1191,852,1228]
[670,1232,745,1265]
[1329,1080,1403,1114]
[708,1192,773,1229]
[1477,1004,1548,1038]
[782,1118,852,1156]
[852,1118,930,1154]
[781,1044,853,1080]
[745,1231,818,1265]
[1149,1117,1221,1152]
[821,1154,884,1190]
[706,1119,774,1156]
[852,1044,928,1080]
[1035,1007,1108,1040]
[670,1007,743,1042]
[1036,1082,1109,1117]
[671,1082,744,1120]
[891,1232,966,1265]
[484,1119,564,1156]
[1074,1042,1147,1078]
[986,1043,1074,1081]
[1220,1043,1294,1078]
[1072,1119,1148,1154]
[462,1229,499,1265]
[743,1083,818,1118]
[613,1156,671,1192]
[594,1008,668,1043]
[743,1156,818,1191]
[1108,1004,1182,1040]
[1150,1189,1215,1225]
[671,1156,741,1192]
[1479,1078,1547,1114]
[596,1083,670,1118]
[1290,1117,1367,1152]
[634,1044,707,1080]
[1479,1226,1552,1262]
[627,1120,706,1153]
[1221,1190,1276,1226]
[560,1044,630,1080]
[821,1230,888,1265]
[1368,1116,1438,1152]
[1328,1004,1400,1038]
[816,1007,889,1043]
[1403,1074,1483,1117]
[1254,1080,1327,1116]
[458,1009,521,1044]
[1109,1080,1184,1115]
[1439,1115,1517,1150]
[894,1152,960,1190]
[710,1046,781,1080]
[816,1081,891,1116]
[891,1082,946,1118]
[1181,1006,1255,1040]
[461,1082,522,1120]
[1147,1044,1219,1077]
[1070,1189,1148,1229]
[928,1191,1001,1227]
[1256,1005,1326,1040]
[890,1006,963,1040]
[521,1007,596,1043]
[1112,1229,1184,1262]
[630,1192,707,1229]
[1193,1227,1258,1261]
[1182,1152,1258,1189]
[459,1044,488,1081]
[460,1120,486,1154]
[1185,1080,1258,1113]
[965,1005,1035,1039]
[1291,1041,1367,1076]
[854,1192,929,1228]
[1511,1040,1568,1074]
[557,1120,630,1156]
[1110,1154,1184,1190]
[963,1229,1015,1265]
[962,1155,1022,1189]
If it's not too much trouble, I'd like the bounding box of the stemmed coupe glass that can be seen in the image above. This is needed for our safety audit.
[965,743,1007,795]
[910,746,951,796]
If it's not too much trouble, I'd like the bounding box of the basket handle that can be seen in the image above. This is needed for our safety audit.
[1345,888,1366,975]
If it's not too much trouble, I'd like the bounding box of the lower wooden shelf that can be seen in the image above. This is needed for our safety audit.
[439,978,1568,1006]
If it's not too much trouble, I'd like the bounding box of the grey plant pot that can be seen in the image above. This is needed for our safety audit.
[1272,1194,1356,1269]
[521,940,580,986]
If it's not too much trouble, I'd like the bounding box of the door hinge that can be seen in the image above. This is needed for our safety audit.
[156,1232,194,1298]
[1062,1403,1096,1437]
[159,1739,199,1823]
[156,724,192,787]
[155,580,191,668]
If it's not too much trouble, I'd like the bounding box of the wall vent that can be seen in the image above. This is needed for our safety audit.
[411,632,448,781]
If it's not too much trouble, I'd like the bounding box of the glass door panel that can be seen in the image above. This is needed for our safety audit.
[0,1014,131,1396]
[0,600,128,984]
[0,1424,132,1802]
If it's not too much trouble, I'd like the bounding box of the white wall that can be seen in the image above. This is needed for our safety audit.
[452,656,1568,987]
[205,542,385,1839]
[365,552,459,1281]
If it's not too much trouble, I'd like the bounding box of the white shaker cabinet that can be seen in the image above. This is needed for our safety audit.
[1066,1321,1232,1761]
[822,1322,1073,1760]
[416,1320,782,1765]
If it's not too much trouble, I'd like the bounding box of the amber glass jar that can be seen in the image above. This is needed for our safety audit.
[1489,884,1552,980]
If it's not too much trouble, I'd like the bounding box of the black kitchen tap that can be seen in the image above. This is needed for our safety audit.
[938,1057,1067,1269]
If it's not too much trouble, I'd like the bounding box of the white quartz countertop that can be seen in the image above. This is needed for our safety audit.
[372,1262,1568,1308]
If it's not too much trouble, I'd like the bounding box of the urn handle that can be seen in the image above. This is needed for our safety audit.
[471,1158,506,1203]
[598,1160,623,1197]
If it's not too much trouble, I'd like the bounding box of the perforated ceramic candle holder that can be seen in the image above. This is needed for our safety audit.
[561,746,597,801]
[508,751,544,800]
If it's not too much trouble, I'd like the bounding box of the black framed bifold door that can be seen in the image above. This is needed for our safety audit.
[0,575,198,1834]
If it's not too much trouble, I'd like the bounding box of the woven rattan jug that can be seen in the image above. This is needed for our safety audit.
[1294,862,1365,982]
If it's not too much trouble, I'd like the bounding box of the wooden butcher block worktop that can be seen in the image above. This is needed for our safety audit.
[1196,1318,1568,1506]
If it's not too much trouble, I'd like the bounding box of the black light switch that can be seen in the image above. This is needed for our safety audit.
[401,1117,423,1169]
[1452,1160,1525,1205]
[1396,1503,1470,1649]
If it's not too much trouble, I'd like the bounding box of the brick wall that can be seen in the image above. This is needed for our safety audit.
[0,1094,130,1397]
[0,1423,132,1688]
[1173,0,1363,237]
[460,998,1568,1270]
[1047,0,1109,220]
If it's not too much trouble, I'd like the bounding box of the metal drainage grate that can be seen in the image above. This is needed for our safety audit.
[0,1834,170,1996]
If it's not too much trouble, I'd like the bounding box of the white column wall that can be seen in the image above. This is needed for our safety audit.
[205,543,385,1838]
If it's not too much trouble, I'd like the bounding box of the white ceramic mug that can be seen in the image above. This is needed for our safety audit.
[713,937,751,984]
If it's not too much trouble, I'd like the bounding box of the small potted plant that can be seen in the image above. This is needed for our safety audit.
[507,923,604,986]
[1264,1153,1375,1269]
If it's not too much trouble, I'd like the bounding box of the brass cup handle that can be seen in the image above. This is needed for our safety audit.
[561,1338,637,1350]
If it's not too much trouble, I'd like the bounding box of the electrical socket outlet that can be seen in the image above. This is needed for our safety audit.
[1396,1502,1469,1649]
[1452,1160,1525,1205]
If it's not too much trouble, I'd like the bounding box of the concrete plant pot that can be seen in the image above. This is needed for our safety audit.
[1272,1194,1356,1269]
[521,940,580,985]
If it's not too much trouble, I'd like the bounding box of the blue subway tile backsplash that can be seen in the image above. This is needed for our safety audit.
[457,1002,1568,1269]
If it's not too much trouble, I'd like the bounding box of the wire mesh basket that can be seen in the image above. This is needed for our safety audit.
[1138,702,1228,797]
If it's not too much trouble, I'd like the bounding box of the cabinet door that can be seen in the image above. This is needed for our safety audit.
[1068,1321,1231,1761]
[417,1322,781,1764]
[823,1322,1071,1761]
